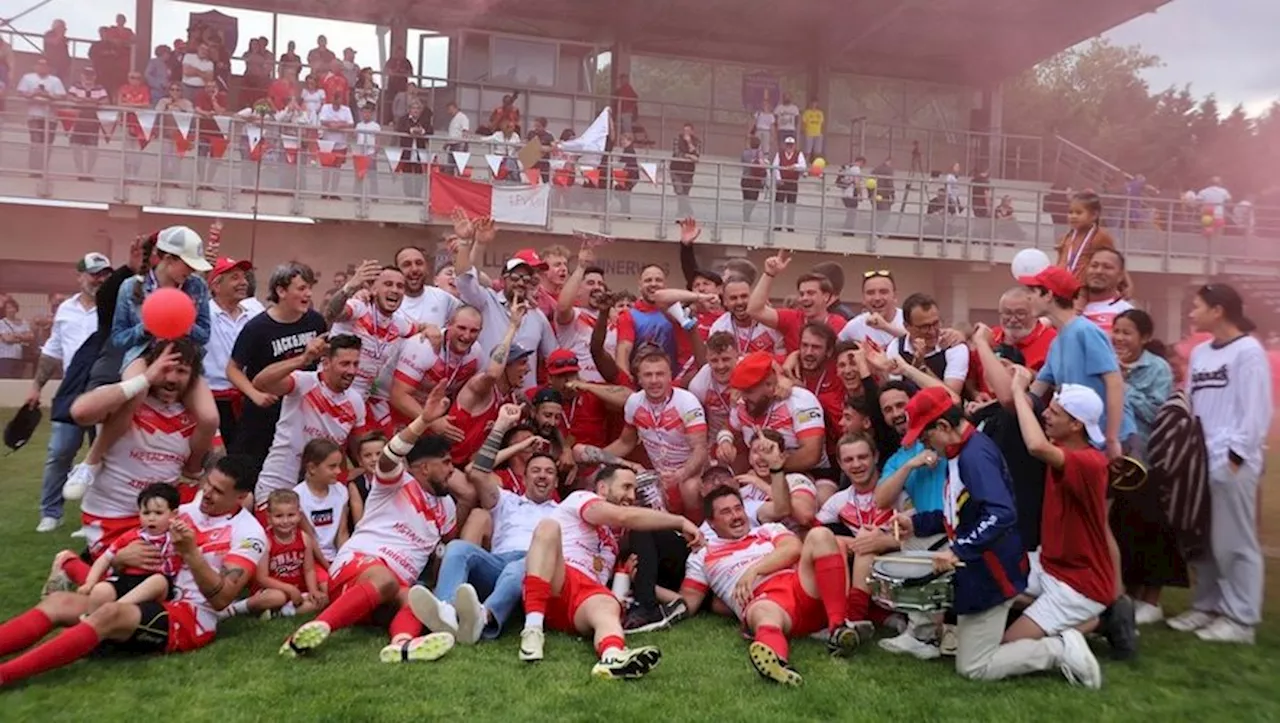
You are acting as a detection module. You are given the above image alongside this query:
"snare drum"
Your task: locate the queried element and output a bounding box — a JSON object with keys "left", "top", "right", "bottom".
{"left": 869, "top": 551, "right": 955, "bottom": 613}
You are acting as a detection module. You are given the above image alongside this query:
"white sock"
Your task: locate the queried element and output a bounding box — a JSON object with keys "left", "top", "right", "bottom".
{"left": 600, "top": 644, "right": 624, "bottom": 662}
{"left": 281, "top": 602, "right": 297, "bottom": 617}
{"left": 229, "top": 599, "right": 251, "bottom": 616}
{"left": 525, "top": 613, "right": 545, "bottom": 630}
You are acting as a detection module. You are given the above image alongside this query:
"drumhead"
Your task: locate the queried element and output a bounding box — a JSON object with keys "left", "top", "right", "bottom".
{"left": 872, "top": 551, "right": 939, "bottom": 581}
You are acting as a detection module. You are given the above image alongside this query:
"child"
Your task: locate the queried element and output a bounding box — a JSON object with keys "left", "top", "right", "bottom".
{"left": 1055, "top": 191, "right": 1117, "bottom": 285}
{"left": 76, "top": 483, "right": 183, "bottom": 611}
{"left": 226, "top": 489, "right": 325, "bottom": 619}
{"left": 294, "top": 438, "right": 350, "bottom": 565}
{"left": 345, "top": 430, "right": 387, "bottom": 531}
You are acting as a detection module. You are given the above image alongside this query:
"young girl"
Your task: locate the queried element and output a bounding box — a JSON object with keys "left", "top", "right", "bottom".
{"left": 1055, "top": 191, "right": 1117, "bottom": 285}
{"left": 75, "top": 483, "right": 183, "bottom": 611}
{"left": 294, "top": 438, "right": 350, "bottom": 566}
{"left": 346, "top": 430, "right": 387, "bottom": 531}
{"left": 225, "top": 489, "right": 325, "bottom": 619}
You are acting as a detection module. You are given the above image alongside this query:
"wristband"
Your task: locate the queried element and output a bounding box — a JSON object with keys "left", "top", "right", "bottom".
{"left": 119, "top": 375, "right": 150, "bottom": 401}
{"left": 387, "top": 434, "right": 414, "bottom": 458}
{"left": 715, "top": 430, "right": 735, "bottom": 446}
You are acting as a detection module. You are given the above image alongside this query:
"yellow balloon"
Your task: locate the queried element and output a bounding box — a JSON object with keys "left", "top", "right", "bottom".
{"left": 813, "top": 158, "right": 827, "bottom": 170}
{"left": 1201, "top": 214, "right": 1214, "bottom": 227}
{"left": 865, "top": 177, "right": 878, "bottom": 191}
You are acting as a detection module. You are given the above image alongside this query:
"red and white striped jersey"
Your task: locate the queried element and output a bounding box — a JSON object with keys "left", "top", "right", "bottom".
{"left": 256, "top": 371, "right": 366, "bottom": 501}
{"left": 333, "top": 297, "right": 415, "bottom": 401}
{"left": 553, "top": 307, "right": 605, "bottom": 383}
{"left": 623, "top": 388, "right": 708, "bottom": 472}
{"left": 393, "top": 335, "right": 484, "bottom": 404}
{"left": 82, "top": 397, "right": 195, "bottom": 520}
{"left": 682, "top": 523, "right": 795, "bottom": 619}
{"left": 729, "top": 388, "right": 829, "bottom": 467}
{"left": 554, "top": 490, "right": 620, "bottom": 586}
{"left": 332, "top": 465, "right": 457, "bottom": 585}
{"left": 171, "top": 501, "right": 267, "bottom": 636}
{"left": 709, "top": 312, "right": 785, "bottom": 357}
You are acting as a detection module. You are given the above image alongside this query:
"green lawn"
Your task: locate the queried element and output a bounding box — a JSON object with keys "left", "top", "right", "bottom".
{"left": 1, "top": 420, "right": 1278, "bottom": 722}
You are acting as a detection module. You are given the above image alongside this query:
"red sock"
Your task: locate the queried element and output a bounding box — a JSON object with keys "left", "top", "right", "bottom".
{"left": 61, "top": 557, "right": 92, "bottom": 586}
{"left": 868, "top": 601, "right": 890, "bottom": 626}
{"left": 754, "top": 624, "right": 789, "bottom": 660}
{"left": 0, "top": 622, "right": 100, "bottom": 685}
{"left": 523, "top": 575, "right": 551, "bottom": 617}
{"left": 845, "top": 587, "right": 872, "bottom": 622}
{"left": 595, "top": 634, "right": 625, "bottom": 659}
{"left": 388, "top": 603, "right": 421, "bottom": 640}
{"left": 813, "top": 553, "right": 850, "bottom": 630}
{"left": 0, "top": 609, "right": 53, "bottom": 657}
{"left": 316, "top": 581, "right": 381, "bottom": 632}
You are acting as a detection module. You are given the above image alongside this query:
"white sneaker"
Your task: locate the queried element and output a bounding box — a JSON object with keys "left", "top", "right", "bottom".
{"left": 61, "top": 463, "right": 99, "bottom": 502}
{"left": 1058, "top": 629, "right": 1102, "bottom": 689}
{"left": 1134, "top": 601, "right": 1165, "bottom": 626}
{"left": 519, "top": 627, "right": 545, "bottom": 662}
{"left": 1195, "top": 617, "right": 1255, "bottom": 645}
{"left": 69, "top": 527, "right": 88, "bottom": 539}
{"left": 879, "top": 630, "right": 941, "bottom": 660}
{"left": 1167, "top": 609, "right": 1216, "bottom": 632}
{"left": 454, "top": 583, "right": 486, "bottom": 645}
{"left": 407, "top": 585, "right": 458, "bottom": 636}
{"left": 939, "top": 625, "right": 958, "bottom": 657}
{"left": 35, "top": 516, "right": 63, "bottom": 533}
{"left": 379, "top": 632, "right": 456, "bottom": 663}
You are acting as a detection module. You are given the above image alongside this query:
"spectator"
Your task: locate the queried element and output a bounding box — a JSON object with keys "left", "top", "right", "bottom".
{"left": 671, "top": 122, "right": 702, "bottom": 218}
{"left": 273, "top": 93, "right": 316, "bottom": 190}
{"left": 995, "top": 195, "right": 1015, "bottom": 220}
{"left": 749, "top": 98, "right": 776, "bottom": 155}
{"left": 836, "top": 156, "right": 864, "bottom": 233}
{"left": 489, "top": 93, "right": 521, "bottom": 135}
{"left": 352, "top": 102, "right": 382, "bottom": 198}
{"left": 17, "top": 57, "right": 68, "bottom": 173}
{"left": 772, "top": 135, "right": 806, "bottom": 233}
{"left": 241, "top": 38, "right": 273, "bottom": 103}
{"left": 340, "top": 48, "right": 359, "bottom": 87}
{"left": 194, "top": 82, "right": 229, "bottom": 186}
{"left": 802, "top": 99, "right": 824, "bottom": 159}
{"left": 321, "top": 57, "right": 349, "bottom": 106}
{"left": 1196, "top": 175, "right": 1232, "bottom": 227}
{"left": 118, "top": 71, "right": 150, "bottom": 176}
{"left": 318, "top": 95, "right": 354, "bottom": 199}
{"left": 944, "top": 162, "right": 964, "bottom": 215}
{"left": 279, "top": 40, "right": 302, "bottom": 79}
{"left": 106, "top": 13, "right": 135, "bottom": 45}
{"left": 0, "top": 298, "right": 33, "bottom": 378}
{"left": 971, "top": 169, "right": 992, "bottom": 219}
{"left": 485, "top": 118, "right": 522, "bottom": 182}
{"left": 43, "top": 19, "right": 71, "bottom": 81}
{"left": 615, "top": 72, "right": 639, "bottom": 135}
{"left": 209, "top": 41, "right": 232, "bottom": 92}
{"left": 527, "top": 117, "right": 554, "bottom": 182}
{"left": 397, "top": 98, "right": 432, "bottom": 199}
{"left": 382, "top": 44, "right": 413, "bottom": 123}
{"left": 306, "top": 35, "right": 336, "bottom": 73}
{"left": 1233, "top": 195, "right": 1256, "bottom": 236}
{"left": 300, "top": 73, "right": 325, "bottom": 116}
{"left": 614, "top": 132, "right": 640, "bottom": 215}
{"left": 392, "top": 82, "right": 418, "bottom": 121}
{"left": 267, "top": 67, "right": 298, "bottom": 111}
{"left": 352, "top": 67, "right": 380, "bottom": 109}
{"left": 166, "top": 39, "right": 187, "bottom": 85}
{"left": 1044, "top": 182, "right": 1071, "bottom": 227}
{"left": 155, "top": 81, "right": 194, "bottom": 181}
{"left": 443, "top": 101, "right": 470, "bottom": 174}
{"left": 145, "top": 45, "right": 171, "bottom": 103}
{"left": 740, "top": 135, "right": 768, "bottom": 224}
{"left": 181, "top": 41, "right": 215, "bottom": 101}
{"left": 870, "top": 157, "right": 895, "bottom": 211}
{"left": 88, "top": 26, "right": 127, "bottom": 98}
{"left": 66, "top": 67, "right": 109, "bottom": 180}
{"left": 774, "top": 93, "right": 800, "bottom": 150}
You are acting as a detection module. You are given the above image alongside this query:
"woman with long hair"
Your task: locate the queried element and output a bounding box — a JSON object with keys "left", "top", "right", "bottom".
{"left": 0, "top": 298, "right": 34, "bottom": 379}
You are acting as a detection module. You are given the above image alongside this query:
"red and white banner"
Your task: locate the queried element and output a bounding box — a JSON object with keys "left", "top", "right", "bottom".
{"left": 428, "top": 170, "right": 549, "bottom": 226}
{"left": 244, "top": 123, "right": 265, "bottom": 161}
{"left": 170, "top": 110, "right": 194, "bottom": 156}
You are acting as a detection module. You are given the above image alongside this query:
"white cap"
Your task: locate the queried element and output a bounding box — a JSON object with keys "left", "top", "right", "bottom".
{"left": 155, "top": 226, "right": 212, "bottom": 272}
{"left": 77, "top": 252, "right": 111, "bottom": 274}
{"left": 1053, "top": 384, "right": 1105, "bottom": 446}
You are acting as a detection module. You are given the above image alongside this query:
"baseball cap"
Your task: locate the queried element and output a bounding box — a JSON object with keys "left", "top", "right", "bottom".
{"left": 507, "top": 343, "right": 535, "bottom": 364}
{"left": 546, "top": 348, "right": 580, "bottom": 375}
{"left": 1053, "top": 384, "right": 1105, "bottom": 446}
{"left": 4, "top": 404, "right": 42, "bottom": 451}
{"left": 77, "top": 252, "right": 111, "bottom": 275}
{"left": 504, "top": 249, "right": 548, "bottom": 273}
{"left": 532, "top": 387, "right": 564, "bottom": 407}
{"left": 729, "top": 351, "right": 774, "bottom": 391}
{"left": 155, "top": 226, "right": 213, "bottom": 272}
{"left": 208, "top": 257, "right": 251, "bottom": 284}
{"left": 691, "top": 268, "right": 723, "bottom": 287}
{"left": 1018, "top": 265, "right": 1080, "bottom": 300}
{"left": 900, "top": 386, "right": 956, "bottom": 447}
{"left": 782, "top": 135, "right": 796, "bottom": 144}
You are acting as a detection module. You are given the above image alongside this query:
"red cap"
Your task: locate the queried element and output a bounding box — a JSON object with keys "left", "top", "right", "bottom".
{"left": 546, "top": 349, "right": 580, "bottom": 375}
{"left": 1018, "top": 265, "right": 1080, "bottom": 300}
{"left": 900, "top": 386, "right": 956, "bottom": 447}
{"left": 729, "top": 351, "right": 775, "bottom": 391}
{"left": 504, "top": 249, "right": 548, "bottom": 273}
{"left": 208, "top": 257, "right": 251, "bottom": 283}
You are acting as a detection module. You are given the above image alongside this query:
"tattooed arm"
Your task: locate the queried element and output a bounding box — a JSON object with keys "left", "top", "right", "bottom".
{"left": 574, "top": 444, "right": 643, "bottom": 472}
{"left": 172, "top": 518, "right": 258, "bottom": 610}
{"left": 27, "top": 354, "right": 61, "bottom": 405}
{"left": 324, "top": 260, "right": 380, "bottom": 326}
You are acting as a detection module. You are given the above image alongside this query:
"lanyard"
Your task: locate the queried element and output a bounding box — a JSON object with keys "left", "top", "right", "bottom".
{"left": 1064, "top": 224, "right": 1097, "bottom": 272}
{"left": 734, "top": 320, "right": 760, "bottom": 354}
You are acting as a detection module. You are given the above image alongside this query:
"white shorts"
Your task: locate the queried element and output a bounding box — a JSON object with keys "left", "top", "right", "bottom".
{"left": 1023, "top": 550, "right": 1106, "bottom": 636}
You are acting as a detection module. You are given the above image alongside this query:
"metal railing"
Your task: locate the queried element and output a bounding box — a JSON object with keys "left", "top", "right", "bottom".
{"left": 851, "top": 120, "right": 1046, "bottom": 183}
{"left": 0, "top": 100, "right": 1277, "bottom": 269}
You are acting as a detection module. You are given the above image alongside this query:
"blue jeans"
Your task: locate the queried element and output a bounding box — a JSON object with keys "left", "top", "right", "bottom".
{"left": 433, "top": 540, "right": 526, "bottom": 640}
{"left": 39, "top": 422, "right": 95, "bottom": 519}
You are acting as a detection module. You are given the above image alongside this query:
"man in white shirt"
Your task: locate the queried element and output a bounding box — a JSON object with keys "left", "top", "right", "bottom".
{"left": 395, "top": 245, "right": 459, "bottom": 329}
{"left": 204, "top": 257, "right": 261, "bottom": 451}
{"left": 32, "top": 252, "right": 112, "bottom": 532}
{"left": 352, "top": 102, "right": 381, "bottom": 197}
{"left": 485, "top": 117, "right": 523, "bottom": 183}
{"left": 1196, "top": 176, "right": 1232, "bottom": 222}
{"left": 773, "top": 93, "right": 800, "bottom": 144}
{"left": 838, "top": 270, "right": 906, "bottom": 350}
{"left": 885, "top": 292, "right": 969, "bottom": 394}
{"left": 318, "top": 98, "right": 354, "bottom": 199}
{"left": 1080, "top": 248, "right": 1133, "bottom": 334}
{"left": 444, "top": 102, "right": 472, "bottom": 176}
{"left": 16, "top": 56, "right": 68, "bottom": 172}
{"left": 181, "top": 42, "right": 214, "bottom": 101}
{"left": 409, "top": 403, "right": 559, "bottom": 644}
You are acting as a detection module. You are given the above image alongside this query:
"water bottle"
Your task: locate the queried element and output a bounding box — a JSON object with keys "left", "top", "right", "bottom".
{"left": 635, "top": 470, "right": 667, "bottom": 511}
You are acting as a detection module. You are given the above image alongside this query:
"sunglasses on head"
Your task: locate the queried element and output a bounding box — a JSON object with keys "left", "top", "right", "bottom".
{"left": 863, "top": 269, "right": 892, "bottom": 279}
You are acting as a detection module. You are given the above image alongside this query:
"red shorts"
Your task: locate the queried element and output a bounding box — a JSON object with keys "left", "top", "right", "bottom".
{"left": 81, "top": 514, "right": 140, "bottom": 560}
{"left": 545, "top": 567, "right": 616, "bottom": 634}
{"left": 327, "top": 554, "right": 403, "bottom": 623}
{"left": 746, "top": 571, "right": 827, "bottom": 638}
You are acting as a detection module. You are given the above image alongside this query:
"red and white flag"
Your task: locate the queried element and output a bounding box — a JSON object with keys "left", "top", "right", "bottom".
{"left": 353, "top": 153, "right": 373, "bottom": 180}
{"left": 170, "top": 110, "right": 195, "bottom": 156}
{"left": 317, "top": 139, "right": 346, "bottom": 167}
{"left": 97, "top": 110, "right": 119, "bottom": 139}
{"left": 244, "top": 123, "right": 266, "bottom": 161}
{"left": 130, "top": 110, "right": 157, "bottom": 149}
{"left": 428, "top": 170, "right": 549, "bottom": 226}
{"left": 56, "top": 107, "right": 78, "bottom": 132}
{"left": 208, "top": 115, "right": 231, "bottom": 159}
{"left": 282, "top": 136, "right": 300, "bottom": 164}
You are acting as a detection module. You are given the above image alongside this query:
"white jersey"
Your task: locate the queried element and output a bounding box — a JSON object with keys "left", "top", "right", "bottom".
{"left": 491, "top": 489, "right": 559, "bottom": 556}
{"left": 399, "top": 287, "right": 460, "bottom": 330}
{"left": 393, "top": 336, "right": 484, "bottom": 405}
{"left": 333, "top": 466, "right": 457, "bottom": 585}
{"left": 817, "top": 485, "right": 897, "bottom": 529}
{"left": 623, "top": 388, "right": 708, "bottom": 472}
{"left": 682, "top": 522, "right": 795, "bottom": 619}
{"left": 171, "top": 501, "right": 267, "bottom": 637}
{"left": 728, "top": 387, "right": 829, "bottom": 468}
{"left": 554, "top": 307, "right": 605, "bottom": 383}
{"left": 554, "top": 490, "right": 620, "bottom": 585}
{"left": 686, "top": 364, "right": 735, "bottom": 441}
{"left": 256, "top": 371, "right": 366, "bottom": 501}
{"left": 1081, "top": 297, "right": 1134, "bottom": 335}
{"left": 709, "top": 313, "right": 785, "bottom": 356}
{"left": 332, "top": 297, "right": 415, "bottom": 406}
{"left": 293, "top": 481, "right": 350, "bottom": 562}
{"left": 839, "top": 308, "right": 904, "bottom": 351}
{"left": 82, "top": 397, "right": 194, "bottom": 520}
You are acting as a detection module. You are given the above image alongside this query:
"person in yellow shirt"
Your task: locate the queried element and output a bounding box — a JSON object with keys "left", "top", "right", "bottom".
{"left": 802, "top": 99, "right": 825, "bottom": 159}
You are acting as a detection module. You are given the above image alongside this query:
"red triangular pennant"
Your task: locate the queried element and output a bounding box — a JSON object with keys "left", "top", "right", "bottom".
{"left": 97, "top": 110, "right": 119, "bottom": 139}
{"left": 353, "top": 154, "right": 372, "bottom": 180}
{"left": 57, "top": 108, "right": 78, "bottom": 132}
{"left": 209, "top": 135, "right": 229, "bottom": 159}
{"left": 244, "top": 124, "right": 265, "bottom": 161}
{"left": 282, "top": 136, "right": 300, "bottom": 164}
{"left": 130, "top": 110, "right": 157, "bottom": 150}
{"left": 582, "top": 167, "right": 601, "bottom": 186}
{"left": 524, "top": 168, "right": 542, "bottom": 185}
{"left": 170, "top": 110, "right": 194, "bottom": 157}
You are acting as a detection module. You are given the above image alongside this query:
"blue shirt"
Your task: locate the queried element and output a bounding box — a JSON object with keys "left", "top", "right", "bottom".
{"left": 1037, "top": 316, "right": 1136, "bottom": 442}
{"left": 111, "top": 273, "right": 211, "bottom": 368}
{"left": 879, "top": 440, "right": 946, "bottom": 513}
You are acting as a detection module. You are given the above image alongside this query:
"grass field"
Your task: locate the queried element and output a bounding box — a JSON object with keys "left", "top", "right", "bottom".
{"left": 1, "top": 420, "right": 1278, "bottom": 722}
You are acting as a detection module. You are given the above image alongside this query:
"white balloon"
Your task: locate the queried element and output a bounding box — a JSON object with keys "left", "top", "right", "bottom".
{"left": 1010, "top": 248, "right": 1051, "bottom": 280}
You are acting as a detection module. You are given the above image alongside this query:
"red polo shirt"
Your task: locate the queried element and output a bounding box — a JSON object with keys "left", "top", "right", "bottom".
{"left": 801, "top": 359, "right": 844, "bottom": 456}
{"left": 1040, "top": 446, "right": 1115, "bottom": 605}
{"left": 969, "top": 321, "right": 1056, "bottom": 395}
{"left": 774, "top": 308, "right": 845, "bottom": 353}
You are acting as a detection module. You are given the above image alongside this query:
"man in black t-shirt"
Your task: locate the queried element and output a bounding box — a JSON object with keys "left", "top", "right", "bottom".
{"left": 227, "top": 262, "right": 328, "bottom": 466}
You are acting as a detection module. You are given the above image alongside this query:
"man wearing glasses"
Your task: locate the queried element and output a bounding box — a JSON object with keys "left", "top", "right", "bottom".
{"left": 884, "top": 292, "right": 969, "bottom": 395}
{"left": 966, "top": 287, "right": 1057, "bottom": 400}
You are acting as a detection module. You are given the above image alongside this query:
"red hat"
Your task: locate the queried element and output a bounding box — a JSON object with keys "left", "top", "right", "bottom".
{"left": 900, "top": 386, "right": 956, "bottom": 447}
{"left": 208, "top": 257, "right": 251, "bottom": 283}
{"left": 504, "top": 249, "right": 548, "bottom": 273}
{"left": 546, "top": 349, "right": 580, "bottom": 375}
{"left": 1018, "top": 265, "right": 1080, "bottom": 300}
{"left": 729, "top": 351, "right": 775, "bottom": 391}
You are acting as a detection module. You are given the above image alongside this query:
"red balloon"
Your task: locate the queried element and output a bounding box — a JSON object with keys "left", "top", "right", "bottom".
{"left": 141, "top": 288, "right": 197, "bottom": 340}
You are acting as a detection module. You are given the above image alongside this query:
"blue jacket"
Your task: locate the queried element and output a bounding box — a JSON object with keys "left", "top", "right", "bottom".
{"left": 914, "top": 430, "right": 1028, "bottom": 615}
{"left": 111, "top": 273, "right": 211, "bottom": 368}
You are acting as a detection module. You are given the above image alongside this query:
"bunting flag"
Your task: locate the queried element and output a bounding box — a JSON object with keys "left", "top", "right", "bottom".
{"left": 383, "top": 147, "right": 404, "bottom": 174}
{"left": 612, "top": 168, "right": 630, "bottom": 188}
{"left": 428, "top": 170, "right": 550, "bottom": 226}
{"left": 282, "top": 135, "right": 300, "bottom": 164}
{"left": 130, "top": 110, "right": 157, "bottom": 149}
{"left": 639, "top": 162, "right": 659, "bottom": 184}
{"left": 317, "top": 139, "right": 347, "bottom": 167}
{"left": 208, "top": 116, "right": 231, "bottom": 159}
{"left": 353, "top": 153, "right": 373, "bottom": 180}
{"left": 97, "top": 110, "right": 119, "bottom": 138}
{"left": 244, "top": 123, "right": 266, "bottom": 161}
{"left": 484, "top": 154, "right": 504, "bottom": 178}
{"left": 56, "top": 107, "right": 79, "bottom": 132}
{"left": 170, "top": 110, "right": 195, "bottom": 157}
{"left": 524, "top": 168, "right": 542, "bottom": 185}
{"left": 581, "top": 167, "right": 601, "bottom": 187}
{"left": 451, "top": 151, "right": 471, "bottom": 172}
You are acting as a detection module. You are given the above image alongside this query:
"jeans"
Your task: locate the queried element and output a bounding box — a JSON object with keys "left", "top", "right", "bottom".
{"left": 433, "top": 540, "right": 527, "bottom": 639}
{"left": 804, "top": 134, "right": 823, "bottom": 158}
{"left": 39, "top": 422, "right": 96, "bottom": 519}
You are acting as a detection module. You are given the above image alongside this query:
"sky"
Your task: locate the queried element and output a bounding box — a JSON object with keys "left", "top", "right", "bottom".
{"left": 1, "top": 0, "right": 1274, "bottom": 114}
